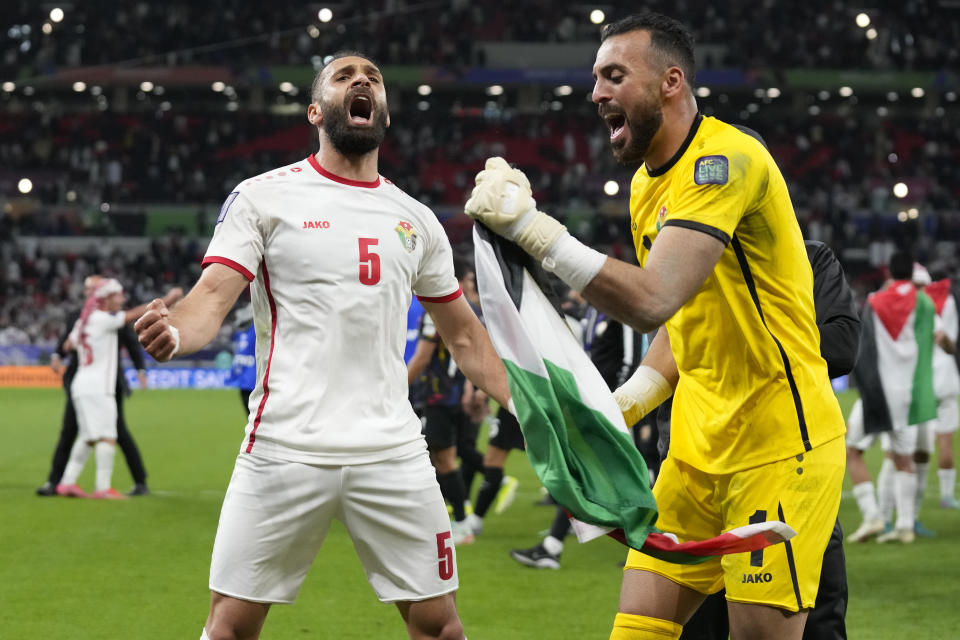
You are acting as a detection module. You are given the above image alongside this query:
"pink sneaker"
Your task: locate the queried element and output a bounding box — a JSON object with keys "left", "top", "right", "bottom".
{"left": 56, "top": 483, "right": 89, "bottom": 498}
{"left": 92, "top": 488, "right": 127, "bottom": 500}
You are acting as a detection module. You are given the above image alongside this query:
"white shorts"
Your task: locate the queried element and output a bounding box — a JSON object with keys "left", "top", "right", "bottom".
{"left": 209, "top": 448, "right": 458, "bottom": 604}
{"left": 846, "top": 398, "right": 921, "bottom": 456}
{"left": 72, "top": 394, "right": 117, "bottom": 441}
{"left": 928, "top": 395, "right": 959, "bottom": 435}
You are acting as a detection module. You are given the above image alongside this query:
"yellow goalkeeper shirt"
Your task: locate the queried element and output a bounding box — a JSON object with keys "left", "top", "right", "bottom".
{"left": 630, "top": 114, "right": 845, "bottom": 474}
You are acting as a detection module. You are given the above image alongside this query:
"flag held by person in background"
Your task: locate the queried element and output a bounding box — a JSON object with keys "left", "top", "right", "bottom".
{"left": 473, "top": 223, "right": 795, "bottom": 562}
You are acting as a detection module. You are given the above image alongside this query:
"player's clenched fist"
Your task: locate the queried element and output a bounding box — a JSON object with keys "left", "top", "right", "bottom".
{"left": 464, "top": 157, "right": 566, "bottom": 261}
{"left": 134, "top": 298, "right": 181, "bottom": 362}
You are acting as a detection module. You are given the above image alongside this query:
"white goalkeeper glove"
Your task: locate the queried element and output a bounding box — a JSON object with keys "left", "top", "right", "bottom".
{"left": 612, "top": 365, "right": 673, "bottom": 427}
{"left": 464, "top": 157, "right": 566, "bottom": 261}
{"left": 465, "top": 157, "right": 608, "bottom": 291}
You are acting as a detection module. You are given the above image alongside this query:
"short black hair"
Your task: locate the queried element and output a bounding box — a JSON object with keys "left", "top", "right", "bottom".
{"left": 453, "top": 255, "right": 474, "bottom": 282}
{"left": 601, "top": 12, "right": 696, "bottom": 87}
{"left": 888, "top": 250, "right": 914, "bottom": 281}
{"left": 311, "top": 50, "right": 380, "bottom": 102}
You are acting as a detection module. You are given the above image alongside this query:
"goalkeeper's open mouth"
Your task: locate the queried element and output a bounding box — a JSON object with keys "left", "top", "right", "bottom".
{"left": 348, "top": 93, "right": 373, "bottom": 125}
{"left": 604, "top": 113, "right": 627, "bottom": 143}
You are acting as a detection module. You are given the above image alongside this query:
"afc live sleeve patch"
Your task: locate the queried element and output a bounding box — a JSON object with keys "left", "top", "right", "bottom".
{"left": 694, "top": 156, "right": 729, "bottom": 185}
{"left": 217, "top": 191, "right": 240, "bottom": 224}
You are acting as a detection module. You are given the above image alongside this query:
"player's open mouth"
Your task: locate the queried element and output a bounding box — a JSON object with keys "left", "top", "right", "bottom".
{"left": 605, "top": 114, "right": 626, "bottom": 142}
{"left": 349, "top": 95, "right": 373, "bottom": 125}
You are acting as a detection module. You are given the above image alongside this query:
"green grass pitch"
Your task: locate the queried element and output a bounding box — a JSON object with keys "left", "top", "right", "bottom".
{"left": 2, "top": 388, "right": 958, "bottom": 638}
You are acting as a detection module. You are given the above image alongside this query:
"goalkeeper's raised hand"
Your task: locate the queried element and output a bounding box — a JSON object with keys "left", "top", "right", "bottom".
{"left": 464, "top": 157, "right": 609, "bottom": 292}
{"left": 464, "top": 157, "right": 566, "bottom": 261}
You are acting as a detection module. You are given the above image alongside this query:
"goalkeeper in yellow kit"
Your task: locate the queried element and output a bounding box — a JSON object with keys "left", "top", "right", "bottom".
{"left": 464, "top": 12, "right": 846, "bottom": 640}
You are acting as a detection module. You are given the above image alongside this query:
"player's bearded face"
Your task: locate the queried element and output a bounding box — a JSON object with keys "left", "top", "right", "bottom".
{"left": 603, "top": 85, "right": 663, "bottom": 166}
{"left": 321, "top": 88, "right": 389, "bottom": 156}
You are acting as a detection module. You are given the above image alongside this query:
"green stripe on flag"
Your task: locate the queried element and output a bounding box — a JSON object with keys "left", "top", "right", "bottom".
{"left": 503, "top": 358, "right": 658, "bottom": 551}
{"left": 908, "top": 292, "right": 937, "bottom": 425}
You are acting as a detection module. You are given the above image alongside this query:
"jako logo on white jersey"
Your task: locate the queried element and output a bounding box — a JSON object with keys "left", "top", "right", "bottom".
{"left": 302, "top": 220, "right": 331, "bottom": 229}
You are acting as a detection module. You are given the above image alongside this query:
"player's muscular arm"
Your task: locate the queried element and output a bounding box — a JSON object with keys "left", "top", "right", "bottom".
{"left": 424, "top": 296, "right": 511, "bottom": 409}
{"left": 135, "top": 264, "right": 248, "bottom": 362}
{"left": 583, "top": 225, "right": 726, "bottom": 333}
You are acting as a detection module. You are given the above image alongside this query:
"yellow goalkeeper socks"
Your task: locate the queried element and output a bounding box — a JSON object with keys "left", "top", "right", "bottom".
{"left": 609, "top": 613, "right": 682, "bottom": 639}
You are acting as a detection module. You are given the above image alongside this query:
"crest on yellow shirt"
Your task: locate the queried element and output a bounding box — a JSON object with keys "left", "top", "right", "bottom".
{"left": 395, "top": 220, "right": 418, "bottom": 252}
{"left": 656, "top": 206, "right": 667, "bottom": 231}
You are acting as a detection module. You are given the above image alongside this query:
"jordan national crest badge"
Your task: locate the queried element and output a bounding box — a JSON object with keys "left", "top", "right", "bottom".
{"left": 656, "top": 206, "right": 667, "bottom": 231}
{"left": 395, "top": 220, "right": 418, "bottom": 252}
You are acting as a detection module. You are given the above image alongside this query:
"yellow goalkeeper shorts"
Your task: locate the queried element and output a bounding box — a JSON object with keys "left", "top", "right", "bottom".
{"left": 624, "top": 436, "right": 844, "bottom": 612}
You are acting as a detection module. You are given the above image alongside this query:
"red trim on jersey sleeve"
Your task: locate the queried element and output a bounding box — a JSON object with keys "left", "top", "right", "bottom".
{"left": 246, "top": 260, "right": 277, "bottom": 453}
{"left": 202, "top": 256, "right": 255, "bottom": 282}
{"left": 417, "top": 287, "right": 463, "bottom": 304}
{"left": 307, "top": 154, "right": 381, "bottom": 188}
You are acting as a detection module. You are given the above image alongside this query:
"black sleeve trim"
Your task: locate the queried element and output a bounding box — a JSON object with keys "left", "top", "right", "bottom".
{"left": 662, "top": 219, "right": 731, "bottom": 246}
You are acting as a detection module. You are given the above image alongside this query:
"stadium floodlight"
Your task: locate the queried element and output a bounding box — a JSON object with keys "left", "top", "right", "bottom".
{"left": 766, "top": 87, "right": 781, "bottom": 98}
{"left": 590, "top": 9, "right": 605, "bottom": 24}
{"left": 17, "top": 178, "right": 32, "bottom": 194}
{"left": 100, "top": 202, "right": 110, "bottom": 213}
{"left": 888, "top": 153, "right": 898, "bottom": 163}
{"left": 279, "top": 81, "right": 294, "bottom": 93}
{"left": 417, "top": 101, "right": 429, "bottom": 111}
{"left": 49, "top": 8, "right": 64, "bottom": 23}
{"left": 486, "top": 85, "right": 504, "bottom": 96}
{"left": 1, "top": 81, "right": 14, "bottom": 92}
{"left": 838, "top": 86, "right": 853, "bottom": 97}
{"left": 318, "top": 8, "right": 333, "bottom": 23}
{"left": 908, "top": 208, "right": 919, "bottom": 219}
{"left": 307, "top": 25, "right": 320, "bottom": 38}
{"left": 226, "top": 101, "right": 239, "bottom": 112}
{"left": 897, "top": 211, "right": 908, "bottom": 222}
{"left": 140, "top": 81, "right": 154, "bottom": 92}
{"left": 211, "top": 81, "right": 225, "bottom": 92}
{"left": 808, "top": 105, "right": 821, "bottom": 115}
{"left": 855, "top": 13, "right": 870, "bottom": 28}
{"left": 603, "top": 180, "right": 619, "bottom": 196}
{"left": 417, "top": 84, "right": 432, "bottom": 96}
{"left": 72, "top": 81, "right": 86, "bottom": 92}
{"left": 866, "top": 27, "right": 878, "bottom": 40}
{"left": 42, "top": 22, "right": 52, "bottom": 34}
{"left": 911, "top": 87, "right": 924, "bottom": 98}
{"left": 892, "top": 182, "right": 908, "bottom": 198}
{"left": 948, "top": 92, "right": 957, "bottom": 102}
{"left": 886, "top": 91, "right": 898, "bottom": 101}
{"left": 23, "top": 86, "right": 34, "bottom": 95}
{"left": 817, "top": 90, "right": 830, "bottom": 100}
{"left": 65, "top": 190, "right": 76, "bottom": 202}
{"left": 554, "top": 85, "right": 573, "bottom": 97}
{"left": 877, "top": 106, "right": 889, "bottom": 116}
{"left": 695, "top": 86, "right": 710, "bottom": 97}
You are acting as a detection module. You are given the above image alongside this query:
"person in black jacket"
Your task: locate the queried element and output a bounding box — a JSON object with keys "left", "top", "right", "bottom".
{"left": 662, "top": 240, "right": 859, "bottom": 640}
{"left": 36, "top": 278, "right": 182, "bottom": 497}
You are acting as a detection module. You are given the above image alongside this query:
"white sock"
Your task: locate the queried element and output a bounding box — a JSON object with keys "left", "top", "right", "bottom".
{"left": 939, "top": 468, "right": 956, "bottom": 499}
{"left": 894, "top": 470, "right": 918, "bottom": 531}
{"left": 542, "top": 535, "right": 564, "bottom": 556}
{"left": 94, "top": 441, "right": 116, "bottom": 492}
{"left": 915, "top": 462, "right": 929, "bottom": 509}
{"left": 61, "top": 439, "right": 92, "bottom": 485}
{"left": 852, "top": 481, "right": 879, "bottom": 522}
{"left": 878, "top": 457, "right": 896, "bottom": 524}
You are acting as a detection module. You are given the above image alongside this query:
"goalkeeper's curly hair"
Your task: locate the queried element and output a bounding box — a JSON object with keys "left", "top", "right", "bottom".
{"left": 601, "top": 12, "right": 696, "bottom": 87}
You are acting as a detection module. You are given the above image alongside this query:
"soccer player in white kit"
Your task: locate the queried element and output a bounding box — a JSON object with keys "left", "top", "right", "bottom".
{"left": 135, "top": 51, "right": 511, "bottom": 640}
{"left": 58, "top": 278, "right": 142, "bottom": 499}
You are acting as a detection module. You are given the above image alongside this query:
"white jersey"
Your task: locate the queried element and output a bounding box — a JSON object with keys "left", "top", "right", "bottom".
{"left": 933, "top": 291, "right": 960, "bottom": 400}
{"left": 69, "top": 309, "right": 125, "bottom": 396}
{"left": 203, "top": 156, "right": 461, "bottom": 465}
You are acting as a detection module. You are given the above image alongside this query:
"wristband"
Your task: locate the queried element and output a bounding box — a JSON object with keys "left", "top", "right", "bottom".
{"left": 169, "top": 325, "right": 181, "bottom": 357}
{"left": 541, "top": 232, "right": 608, "bottom": 292}
{"left": 613, "top": 365, "right": 673, "bottom": 426}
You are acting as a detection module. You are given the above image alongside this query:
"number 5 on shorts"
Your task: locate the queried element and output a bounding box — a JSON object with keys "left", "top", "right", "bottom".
{"left": 436, "top": 531, "right": 454, "bottom": 580}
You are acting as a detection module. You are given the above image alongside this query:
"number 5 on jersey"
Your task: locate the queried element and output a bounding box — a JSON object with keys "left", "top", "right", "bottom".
{"left": 358, "top": 237, "right": 380, "bottom": 285}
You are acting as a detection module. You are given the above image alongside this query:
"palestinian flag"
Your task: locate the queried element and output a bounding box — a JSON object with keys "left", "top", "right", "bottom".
{"left": 853, "top": 280, "right": 937, "bottom": 433}
{"left": 473, "top": 224, "right": 795, "bottom": 562}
